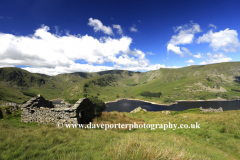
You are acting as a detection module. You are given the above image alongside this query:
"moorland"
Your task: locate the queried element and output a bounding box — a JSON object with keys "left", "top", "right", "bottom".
{"left": 1, "top": 62, "right": 240, "bottom": 160}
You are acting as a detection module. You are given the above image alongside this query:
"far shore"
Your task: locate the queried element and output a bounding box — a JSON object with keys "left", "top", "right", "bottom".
{"left": 104, "top": 97, "right": 236, "bottom": 106}
{"left": 105, "top": 98, "right": 175, "bottom": 106}
{"left": 49, "top": 98, "right": 66, "bottom": 104}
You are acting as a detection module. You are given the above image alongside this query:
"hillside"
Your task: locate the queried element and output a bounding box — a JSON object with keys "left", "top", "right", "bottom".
{"left": 1, "top": 62, "right": 240, "bottom": 104}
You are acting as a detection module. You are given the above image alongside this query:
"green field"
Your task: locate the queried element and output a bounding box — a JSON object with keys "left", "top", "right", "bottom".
{"left": 0, "top": 107, "right": 240, "bottom": 159}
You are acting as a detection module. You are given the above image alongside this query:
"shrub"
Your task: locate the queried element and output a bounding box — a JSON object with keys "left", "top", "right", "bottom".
{"left": 21, "top": 91, "right": 37, "bottom": 97}
{"left": 163, "top": 98, "right": 175, "bottom": 103}
{"left": 84, "top": 83, "right": 89, "bottom": 88}
{"left": 140, "top": 91, "right": 162, "bottom": 98}
{"left": 88, "top": 97, "right": 106, "bottom": 115}
{"left": 231, "top": 89, "right": 240, "bottom": 92}
{"left": 207, "top": 77, "right": 214, "bottom": 82}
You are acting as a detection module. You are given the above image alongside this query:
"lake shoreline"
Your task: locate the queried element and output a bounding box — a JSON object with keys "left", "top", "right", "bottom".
{"left": 105, "top": 97, "right": 237, "bottom": 106}
{"left": 49, "top": 98, "right": 66, "bottom": 104}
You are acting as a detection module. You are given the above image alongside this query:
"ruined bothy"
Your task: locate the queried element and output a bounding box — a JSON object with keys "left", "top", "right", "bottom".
{"left": 21, "top": 95, "right": 95, "bottom": 124}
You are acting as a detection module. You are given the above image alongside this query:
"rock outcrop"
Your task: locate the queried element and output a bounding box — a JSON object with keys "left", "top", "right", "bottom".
{"left": 200, "top": 107, "right": 223, "bottom": 113}
{"left": 21, "top": 95, "right": 95, "bottom": 124}
{"left": 130, "top": 107, "right": 147, "bottom": 113}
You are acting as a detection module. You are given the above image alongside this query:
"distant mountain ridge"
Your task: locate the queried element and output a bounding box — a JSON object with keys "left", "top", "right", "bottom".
{"left": 1, "top": 62, "right": 240, "bottom": 104}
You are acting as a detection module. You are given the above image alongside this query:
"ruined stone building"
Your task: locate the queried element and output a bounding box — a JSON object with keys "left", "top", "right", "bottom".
{"left": 21, "top": 95, "right": 95, "bottom": 124}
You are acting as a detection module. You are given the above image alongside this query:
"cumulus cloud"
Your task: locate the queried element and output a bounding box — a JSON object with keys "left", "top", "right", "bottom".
{"left": 192, "top": 53, "right": 204, "bottom": 58}
{"left": 129, "top": 25, "right": 137, "bottom": 32}
{"left": 197, "top": 28, "right": 240, "bottom": 52}
{"left": 88, "top": 18, "right": 113, "bottom": 35}
{"left": 0, "top": 25, "right": 167, "bottom": 75}
{"left": 167, "top": 22, "right": 201, "bottom": 55}
{"left": 208, "top": 24, "right": 217, "bottom": 29}
{"left": 113, "top": 24, "right": 123, "bottom": 35}
{"left": 181, "top": 47, "right": 192, "bottom": 55}
{"left": 185, "top": 59, "right": 195, "bottom": 63}
{"left": 199, "top": 52, "right": 232, "bottom": 65}
{"left": 167, "top": 44, "right": 182, "bottom": 55}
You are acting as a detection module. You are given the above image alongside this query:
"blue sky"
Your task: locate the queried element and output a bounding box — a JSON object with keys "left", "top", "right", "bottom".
{"left": 0, "top": 0, "right": 240, "bottom": 75}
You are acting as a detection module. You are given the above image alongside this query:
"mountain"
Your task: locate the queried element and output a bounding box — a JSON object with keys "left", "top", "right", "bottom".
{"left": 1, "top": 62, "right": 240, "bottom": 104}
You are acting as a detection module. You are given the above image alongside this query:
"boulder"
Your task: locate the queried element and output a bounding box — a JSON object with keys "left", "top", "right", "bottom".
{"left": 130, "top": 106, "right": 147, "bottom": 113}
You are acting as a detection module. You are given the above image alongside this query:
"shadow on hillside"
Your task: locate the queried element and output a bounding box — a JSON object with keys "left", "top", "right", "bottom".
{"left": 127, "top": 84, "right": 138, "bottom": 86}
{"left": 98, "top": 70, "right": 141, "bottom": 76}
{"left": 75, "top": 72, "right": 89, "bottom": 78}
{"left": 234, "top": 76, "right": 240, "bottom": 84}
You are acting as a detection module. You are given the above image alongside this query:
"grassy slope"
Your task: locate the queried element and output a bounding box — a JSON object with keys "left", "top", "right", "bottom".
{"left": 0, "top": 107, "right": 239, "bottom": 159}
{"left": 1, "top": 64, "right": 240, "bottom": 159}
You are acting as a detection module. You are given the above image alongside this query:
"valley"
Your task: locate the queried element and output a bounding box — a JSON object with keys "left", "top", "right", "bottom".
{"left": 1, "top": 62, "right": 240, "bottom": 105}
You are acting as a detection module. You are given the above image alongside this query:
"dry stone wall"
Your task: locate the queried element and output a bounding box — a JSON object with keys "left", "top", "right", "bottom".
{"left": 21, "top": 95, "right": 95, "bottom": 124}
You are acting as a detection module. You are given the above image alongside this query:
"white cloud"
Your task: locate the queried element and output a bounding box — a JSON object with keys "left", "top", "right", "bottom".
{"left": 113, "top": 24, "right": 123, "bottom": 35}
{"left": 0, "top": 64, "right": 14, "bottom": 68}
{"left": 193, "top": 53, "right": 204, "bottom": 58}
{"left": 167, "top": 66, "right": 181, "bottom": 69}
{"left": 22, "top": 64, "right": 115, "bottom": 76}
{"left": 169, "top": 32, "right": 194, "bottom": 45}
{"left": 167, "top": 22, "right": 201, "bottom": 55}
{"left": 181, "top": 47, "right": 192, "bottom": 55}
{"left": 197, "top": 28, "right": 240, "bottom": 52}
{"left": 209, "top": 24, "right": 217, "bottom": 29}
{"left": 129, "top": 25, "right": 137, "bottom": 32}
{"left": 0, "top": 25, "right": 167, "bottom": 75}
{"left": 206, "top": 52, "right": 212, "bottom": 56}
{"left": 185, "top": 59, "right": 195, "bottom": 63}
{"left": 88, "top": 18, "right": 113, "bottom": 35}
{"left": 167, "top": 44, "right": 182, "bottom": 55}
{"left": 199, "top": 52, "right": 232, "bottom": 65}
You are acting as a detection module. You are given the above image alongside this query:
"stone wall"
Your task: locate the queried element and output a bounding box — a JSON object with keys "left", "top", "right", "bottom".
{"left": 21, "top": 95, "right": 95, "bottom": 124}
{"left": 200, "top": 107, "right": 223, "bottom": 113}
{"left": 1, "top": 102, "right": 17, "bottom": 107}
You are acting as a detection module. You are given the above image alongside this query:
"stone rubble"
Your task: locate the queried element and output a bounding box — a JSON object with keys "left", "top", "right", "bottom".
{"left": 1, "top": 102, "right": 17, "bottom": 107}
{"left": 200, "top": 107, "right": 223, "bottom": 113}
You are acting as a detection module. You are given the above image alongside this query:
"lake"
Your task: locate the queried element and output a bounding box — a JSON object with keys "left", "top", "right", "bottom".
{"left": 104, "top": 99, "right": 240, "bottom": 112}
{"left": 50, "top": 100, "right": 64, "bottom": 105}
